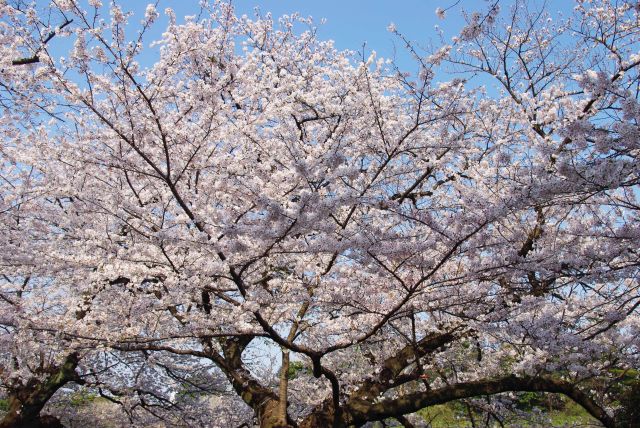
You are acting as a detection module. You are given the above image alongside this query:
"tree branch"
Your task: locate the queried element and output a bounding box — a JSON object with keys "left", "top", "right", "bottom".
{"left": 11, "top": 19, "right": 73, "bottom": 66}
{"left": 348, "top": 374, "right": 615, "bottom": 428}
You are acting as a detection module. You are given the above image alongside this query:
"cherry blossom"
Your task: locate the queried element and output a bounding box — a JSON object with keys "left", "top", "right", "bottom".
{"left": 0, "top": 1, "right": 638, "bottom": 427}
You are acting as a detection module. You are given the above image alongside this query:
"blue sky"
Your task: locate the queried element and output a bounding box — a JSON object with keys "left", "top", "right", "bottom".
{"left": 222, "top": 0, "right": 456, "bottom": 61}
{"left": 116, "top": 0, "right": 574, "bottom": 76}
{"left": 106, "top": 0, "right": 487, "bottom": 72}
{"left": 37, "top": 0, "right": 576, "bottom": 90}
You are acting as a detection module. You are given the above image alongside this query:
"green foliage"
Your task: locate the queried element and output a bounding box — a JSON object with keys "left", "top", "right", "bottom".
{"left": 176, "top": 383, "right": 209, "bottom": 400}
{"left": 417, "top": 403, "right": 462, "bottom": 427}
{"left": 0, "top": 398, "right": 9, "bottom": 412}
{"left": 546, "top": 400, "right": 596, "bottom": 427}
{"left": 286, "top": 360, "right": 309, "bottom": 380}
{"left": 616, "top": 380, "right": 640, "bottom": 428}
{"left": 415, "top": 395, "right": 596, "bottom": 427}
{"left": 516, "top": 391, "right": 546, "bottom": 411}
{"left": 515, "top": 392, "right": 565, "bottom": 411}
{"left": 68, "top": 391, "right": 98, "bottom": 407}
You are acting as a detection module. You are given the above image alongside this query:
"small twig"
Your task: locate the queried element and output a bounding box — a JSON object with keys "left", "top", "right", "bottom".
{"left": 11, "top": 18, "right": 73, "bottom": 66}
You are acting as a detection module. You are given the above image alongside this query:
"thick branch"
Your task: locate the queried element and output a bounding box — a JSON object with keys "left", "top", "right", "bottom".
{"left": 348, "top": 374, "right": 615, "bottom": 428}
{"left": 0, "top": 353, "right": 81, "bottom": 428}
{"left": 214, "top": 338, "right": 295, "bottom": 427}
{"left": 301, "top": 330, "right": 458, "bottom": 428}
{"left": 348, "top": 330, "right": 457, "bottom": 407}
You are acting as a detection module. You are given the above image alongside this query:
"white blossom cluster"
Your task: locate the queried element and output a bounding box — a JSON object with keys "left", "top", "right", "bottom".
{"left": 0, "top": 0, "right": 638, "bottom": 426}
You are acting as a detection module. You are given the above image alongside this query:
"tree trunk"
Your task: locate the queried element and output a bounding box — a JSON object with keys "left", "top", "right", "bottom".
{"left": 0, "top": 353, "right": 79, "bottom": 428}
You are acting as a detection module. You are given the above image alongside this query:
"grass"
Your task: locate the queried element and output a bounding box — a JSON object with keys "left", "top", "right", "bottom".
{"left": 409, "top": 397, "right": 601, "bottom": 428}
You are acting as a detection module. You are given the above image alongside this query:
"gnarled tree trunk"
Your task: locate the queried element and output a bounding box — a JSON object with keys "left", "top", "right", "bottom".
{"left": 0, "top": 353, "right": 79, "bottom": 428}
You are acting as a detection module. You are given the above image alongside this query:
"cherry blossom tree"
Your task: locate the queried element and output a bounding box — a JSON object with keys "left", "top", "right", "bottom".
{"left": 0, "top": 0, "right": 638, "bottom": 427}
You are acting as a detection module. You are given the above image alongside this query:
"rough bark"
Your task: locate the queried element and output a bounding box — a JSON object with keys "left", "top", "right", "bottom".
{"left": 277, "top": 349, "right": 292, "bottom": 426}
{"left": 348, "top": 331, "right": 456, "bottom": 408}
{"left": 298, "top": 399, "right": 337, "bottom": 428}
{"left": 346, "top": 374, "right": 616, "bottom": 428}
{"left": 0, "top": 353, "right": 80, "bottom": 428}
{"left": 213, "top": 337, "right": 295, "bottom": 428}
{"left": 299, "top": 330, "right": 457, "bottom": 428}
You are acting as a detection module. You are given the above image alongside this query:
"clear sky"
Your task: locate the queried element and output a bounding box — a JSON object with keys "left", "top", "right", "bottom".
{"left": 38, "top": 0, "right": 576, "bottom": 90}
{"left": 163, "top": 0, "right": 474, "bottom": 72}
{"left": 105, "top": 0, "right": 573, "bottom": 76}
{"left": 225, "top": 0, "right": 454, "bottom": 58}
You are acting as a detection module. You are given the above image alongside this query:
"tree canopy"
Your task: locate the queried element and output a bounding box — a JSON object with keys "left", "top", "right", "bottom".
{"left": 0, "top": 0, "right": 639, "bottom": 427}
